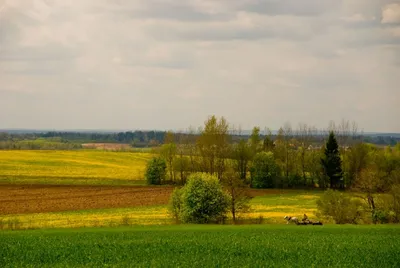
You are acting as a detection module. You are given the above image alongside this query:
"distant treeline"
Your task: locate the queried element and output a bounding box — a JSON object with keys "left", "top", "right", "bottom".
{"left": 0, "top": 127, "right": 399, "bottom": 150}
{"left": 0, "top": 131, "right": 166, "bottom": 149}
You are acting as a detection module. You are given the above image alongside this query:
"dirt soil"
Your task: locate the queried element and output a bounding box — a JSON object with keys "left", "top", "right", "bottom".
{"left": 0, "top": 185, "right": 174, "bottom": 215}
{"left": 81, "top": 143, "right": 132, "bottom": 150}
{"left": 0, "top": 184, "right": 298, "bottom": 215}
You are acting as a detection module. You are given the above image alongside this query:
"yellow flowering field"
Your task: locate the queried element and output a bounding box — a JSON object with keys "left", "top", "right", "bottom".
{"left": 0, "top": 150, "right": 154, "bottom": 185}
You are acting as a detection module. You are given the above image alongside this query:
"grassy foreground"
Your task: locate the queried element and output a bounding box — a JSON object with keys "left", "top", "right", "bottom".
{"left": 0, "top": 150, "right": 153, "bottom": 185}
{"left": 1, "top": 225, "right": 399, "bottom": 267}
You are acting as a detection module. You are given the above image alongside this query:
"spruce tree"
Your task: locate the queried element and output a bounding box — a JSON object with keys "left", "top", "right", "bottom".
{"left": 321, "top": 131, "right": 343, "bottom": 189}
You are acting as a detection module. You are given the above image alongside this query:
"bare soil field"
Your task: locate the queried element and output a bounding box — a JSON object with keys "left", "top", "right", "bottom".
{"left": 0, "top": 184, "right": 174, "bottom": 215}
{"left": 0, "top": 184, "right": 309, "bottom": 215}
{"left": 81, "top": 143, "right": 132, "bottom": 150}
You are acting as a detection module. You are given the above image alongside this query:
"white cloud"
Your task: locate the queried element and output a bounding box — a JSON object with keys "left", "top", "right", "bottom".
{"left": 382, "top": 3, "right": 400, "bottom": 24}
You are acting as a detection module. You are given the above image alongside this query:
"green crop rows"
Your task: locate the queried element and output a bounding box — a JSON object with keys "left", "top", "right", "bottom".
{"left": 1, "top": 225, "right": 399, "bottom": 267}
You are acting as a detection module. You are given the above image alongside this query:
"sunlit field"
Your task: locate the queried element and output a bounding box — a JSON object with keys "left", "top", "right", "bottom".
{"left": 0, "top": 150, "right": 154, "bottom": 185}
{"left": 1, "top": 225, "right": 399, "bottom": 267}
{"left": 0, "top": 206, "right": 171, "bottom": 230}
{"left": 0, "top": 190, "right": 323, "bottom": 230}
{"left": 248, "top": 191, "right": 322, "bottom": 223}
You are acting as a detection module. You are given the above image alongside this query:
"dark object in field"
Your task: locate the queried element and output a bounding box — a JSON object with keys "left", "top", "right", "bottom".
{"left": 295, "top": 219, "right": 323, "bottom": 226}
{"left": 312, "top": 221, "right": 323, "bottom": 225}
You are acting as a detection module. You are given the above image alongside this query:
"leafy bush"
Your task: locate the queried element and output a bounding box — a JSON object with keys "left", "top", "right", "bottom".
{"left": 169, "top": 188, "right": 183, "bottom": 223}
{"left": 390, "top": 184, "right": 400, "bottom": 223}
{"left": 316, "top": 189, "right": 363, "bottom": 224}
{"left": 373, "top": 194, "right": 398, "bottom": 224}
{"left": 372, "top": 210, "right": 390, "bottom": 224}
{"left": 169, "top": 173, "right": 230, "bottom": 224}
{"left": 145, "top": 157, "right": 166, "bottom": 185}
{"left": 250, "top": 152, "right": 280, "bottom": 188}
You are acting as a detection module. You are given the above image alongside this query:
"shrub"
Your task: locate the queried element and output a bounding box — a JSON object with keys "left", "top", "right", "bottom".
{"left": 169, "top": 173, "right": 230, "bottom": 224}
{"left": 372, "top": 210, "right": 390, "bottom": 224}
{"left": 316, "top": 189, "right": 363, "bottom": 224}
{"left": 250, "top": 152, "right": 280, "bottom": 188}
{"left": 390, "top": 184, "right": 400, "bottom": 223}
{"left": 169, "top": 188, "right": 183, "bottom": 223}
{"left": 145, "top": 157, "right": 166, "bottom": 185}
{"left": 374, "top": 194, "right": 398, "bottom": 224}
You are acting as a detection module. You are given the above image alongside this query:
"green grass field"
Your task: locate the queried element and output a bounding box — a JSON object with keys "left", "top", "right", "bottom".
{"left": 1, "top": 225, "right": 399, "bottom": 267}
{"left": 0, "top": 150, "right": 153, "bottom": 185}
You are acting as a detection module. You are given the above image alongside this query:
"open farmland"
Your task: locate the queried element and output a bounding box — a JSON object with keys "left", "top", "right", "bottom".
{"left": 0, "top": 187, "right": 323, "bottom": 229}
{"left": 1, "top": 225, "right": 400, "bottom": 267}
{"left": 0, "top": 185, "right": 173, "bottom": 214}
{"left": 0, "top": 150, "right": 154, "bottom": 185}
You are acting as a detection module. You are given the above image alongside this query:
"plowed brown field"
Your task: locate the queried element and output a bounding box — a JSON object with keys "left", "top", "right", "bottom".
{"left": 0, "top": 185, "right": 174, "bottom": 215}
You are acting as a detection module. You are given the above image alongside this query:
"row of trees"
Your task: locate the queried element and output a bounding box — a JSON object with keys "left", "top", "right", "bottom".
{"left": 146, "top": 115, "right": 400, "bottom": 224}
{"left": 0, "top": 131, "right": 167, "bottom": 148}
{"left": 0, "top": 138, "right": 82, "bottom": 150}
{"left": 1, "top": 125, "right": 399, "bottom": 150}
{"left": 149, "top": 116, "right": 400, "bottom": 191}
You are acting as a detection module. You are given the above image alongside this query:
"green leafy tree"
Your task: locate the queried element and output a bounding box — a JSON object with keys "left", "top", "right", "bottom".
{"left": 354, "top": 168, "right": 384, "bottom": 223}
{"left": 222, "top": 168, "right": 252, "bottom": 223}
{"left": 197, "top": 116, "right": 230, "bottom": 180}
{"left": 232, "top": 140, "right": 252, "bottom": 180}
{"left": 321, "top": 131, "right": 343, "bottom": 189}
{"left": 145, "top": 157, "right": 166, "bottom": 185}
{"left": 173, "top": 157, "right": 190, "bottom": 184}
{"left": 160, "top": 143, "right": 177, "bottom": 182}
{"left": 169, "top": 173, "right": 230, "bottom": 224}
{"left": 345, "top": 143, "right": 371, "bottom": 188}
{"left": 262, "top": 128, "right": 274, "bottom": 152}
{"left": 250, "top": 152, "right": 280, "bottom": 188}
{"left": 249, "top": 126, "right": 261, "bottom": 156}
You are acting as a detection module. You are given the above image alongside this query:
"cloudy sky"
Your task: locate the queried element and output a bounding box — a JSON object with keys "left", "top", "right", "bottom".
{"left": 0, "top": 0, "right": 399, "bottom": 132}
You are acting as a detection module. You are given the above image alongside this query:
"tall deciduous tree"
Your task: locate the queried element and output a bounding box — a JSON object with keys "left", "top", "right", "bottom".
{"left": 262, "top": 128, "right": 274, "bottom": 152}
{"left": 232, "top": 140, "right": 252, "bottom": 180}
{"left": 249, "top": 126, "right": 261, "bottom": 156}
{"left": 321, "top": 131, "right": 343, "bottom": 189}
{"left": 197, "top": 115, "right": 230, "bottom": 180}
{"left": 354, "top": 168, "right": 383, "bottom": 223}
{"left": 160, "top": 132, "right": 177, "bottom": 182}
{"left": 346, "top": 142, "right": 370, "bottom": 187}
{"left": 296, "top": 123, "right": 313, "bottom": 186}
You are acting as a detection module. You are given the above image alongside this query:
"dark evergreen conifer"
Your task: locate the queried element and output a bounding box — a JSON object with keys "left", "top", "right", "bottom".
{"left": 321, "top": 131, "right": 343, "bottom": 189}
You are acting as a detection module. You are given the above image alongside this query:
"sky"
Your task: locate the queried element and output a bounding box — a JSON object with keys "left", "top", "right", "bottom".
{"left": 0, "top": 0, "right": 400, "bottom": 132}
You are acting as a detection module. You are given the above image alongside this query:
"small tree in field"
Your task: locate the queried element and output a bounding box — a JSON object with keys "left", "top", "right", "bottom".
{"left": 321, "top": 131, "right": 343, "bottom": 189}
{"left": 145, "top": 157, "right": 166, "bottom": 185}
{"left": 169, "top": 173, "right": 230, "bottom": 224}
{"left": 222, "top": 168, "right": 252, "bottom": 223}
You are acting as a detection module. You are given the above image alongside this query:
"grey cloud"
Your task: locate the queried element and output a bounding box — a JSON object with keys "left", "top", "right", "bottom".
{"left": 122, "top": 3, "right": 231, "bottom": 22}
{"left": 343, "top": 28, "right": 400, "bottom": 48}
{"left": 147, "top": 15, "right": 328, "bottom": 42}
{"left": 244, "top": 0, "right": 339, "bottom": 16}
{"left": 0, "top": 0, "right": 399, "bottom": 132}
{"left": 0, "top": 45, "right": 80, "bottom": 61}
